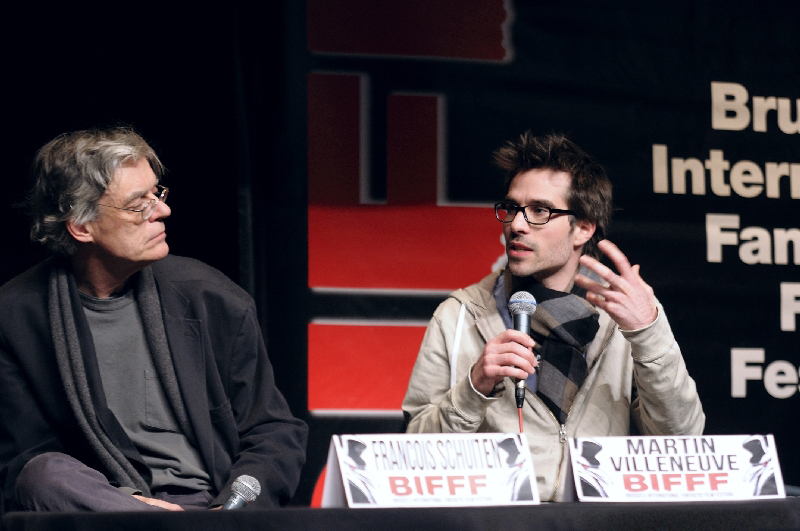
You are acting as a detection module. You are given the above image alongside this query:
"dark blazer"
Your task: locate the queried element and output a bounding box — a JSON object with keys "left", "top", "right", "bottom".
{"left": 0, "top": 255, "right": 307, "bottom": 512}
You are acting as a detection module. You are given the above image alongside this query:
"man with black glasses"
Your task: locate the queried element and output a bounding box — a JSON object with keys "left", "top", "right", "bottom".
{"left": 403, "top": 132, "right": 704, "bottom": 502}
{"left": 0, "top": 127, "right": 307, "bottom": 513}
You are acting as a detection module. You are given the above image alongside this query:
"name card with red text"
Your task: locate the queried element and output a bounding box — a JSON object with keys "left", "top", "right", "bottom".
{"left": 321, "top": 433, "right": 539, "bottom": 507}
{"left": 570, "top": 435, "right": 785, "bottom": 502}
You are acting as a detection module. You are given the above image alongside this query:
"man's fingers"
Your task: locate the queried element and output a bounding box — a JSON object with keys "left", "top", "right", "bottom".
{"left": 574, "top": 272, "right": 601, "bottom": 291}
{"left": 579, "top": 255, "right": 623, "bottom": 290}
{"left": 484, "top": 342, "right": 537, "bottom": 370}
{"left": 497, "top": 328, "right": 535, "bottom": 349}
{"left": 474, "top": 331, "right": 539, "bottom": 395}
{"left": 575, "top": 270, "right": 626, "bottom": 299}
{"left": 479, "top": 343, "right": 538, "bottom": 376}
{"left": 597, "top": 239, "right": 633, "bottom": 276}
{"left": 482, "top": 361, "right": 534, "bottom": 381}
{"left": 473, "top": 353, "right": 533, "bottom": 387}
{"left": 132, "top": 495, "right": 185, "bottom": 511}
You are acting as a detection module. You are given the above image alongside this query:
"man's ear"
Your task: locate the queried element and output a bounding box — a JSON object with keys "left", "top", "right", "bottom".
{"left": 65, "top": 219, "right": 94, "bottom": 243}
{"left": 572, "top": 219, "right": 596, "bottom": 248}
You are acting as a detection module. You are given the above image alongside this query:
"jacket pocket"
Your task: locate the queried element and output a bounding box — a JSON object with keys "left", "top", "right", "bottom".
{"left": 144, "top": 369, "right": 181, "bottom": 432}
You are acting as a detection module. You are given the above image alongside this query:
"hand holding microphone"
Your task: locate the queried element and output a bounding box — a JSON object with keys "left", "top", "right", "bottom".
{"left": 469, "top": 293, "right": 538, "bottom": 407}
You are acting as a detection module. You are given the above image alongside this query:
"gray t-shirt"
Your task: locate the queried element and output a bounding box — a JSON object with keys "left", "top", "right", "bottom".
{"left": 80, "top": 289, "right": 211, "bottom": 493}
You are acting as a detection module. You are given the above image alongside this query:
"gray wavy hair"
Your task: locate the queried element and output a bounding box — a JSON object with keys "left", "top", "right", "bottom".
{"left": 28, "top": 127, "right": 165, "bottom": 255}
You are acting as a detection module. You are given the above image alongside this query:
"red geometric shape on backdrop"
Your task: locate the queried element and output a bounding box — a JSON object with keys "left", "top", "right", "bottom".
{"left": 306, "top": 55, "right": 505, "bottom": 415}
{"left": 307, "top": 77, "right": 503, "bottom": 290}
{"left": 387, "top": 94, "right": 439, "bottom": 205}
{"left": 308, "top": 323, "right": 426, "bottom": 410}
{"left": 307, "top": 0, "right": 511, "bottom": 61}
{"left": 308, "top": 204, "right": 502, "bottom": 290}
{"left": 308, "top": 72, "right": 363, "bottom": 205}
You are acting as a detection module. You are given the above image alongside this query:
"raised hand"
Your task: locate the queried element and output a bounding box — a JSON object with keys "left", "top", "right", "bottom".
{"left": 574, "top": 239, "right": 658, "bottom": 330}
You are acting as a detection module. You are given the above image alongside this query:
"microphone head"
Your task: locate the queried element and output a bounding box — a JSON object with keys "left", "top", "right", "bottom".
{"left": 231, "top": 475, "right": 261, "bottom": 502}
{"left": 509, "top": 291, "right": 537, "bottom": 316}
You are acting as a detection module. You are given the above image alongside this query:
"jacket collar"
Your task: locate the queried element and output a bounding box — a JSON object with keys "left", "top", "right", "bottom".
{"left": 450, "top": 270, "right": 506, "bottom": 344}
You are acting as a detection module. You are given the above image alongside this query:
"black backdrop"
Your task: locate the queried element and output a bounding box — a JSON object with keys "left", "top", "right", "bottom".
{"left": 3, "top": 1, "right": 800, "bottom": 506}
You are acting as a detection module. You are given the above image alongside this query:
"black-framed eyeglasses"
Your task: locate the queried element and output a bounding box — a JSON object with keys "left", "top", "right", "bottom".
{"left": 494, "top": 202, "right": 575, "bottom": 225}
{"left": 97, "top": 185, "right": 169, "bottom": 220}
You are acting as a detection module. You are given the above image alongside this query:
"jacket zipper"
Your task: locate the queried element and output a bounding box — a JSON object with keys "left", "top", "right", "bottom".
{"left": 538, "top": 327, "right": 616, "bottom": 502}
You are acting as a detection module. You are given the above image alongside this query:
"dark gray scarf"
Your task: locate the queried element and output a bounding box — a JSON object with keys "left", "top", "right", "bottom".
{"left": 48, "top": 262, "right": 193, "bottom": 495}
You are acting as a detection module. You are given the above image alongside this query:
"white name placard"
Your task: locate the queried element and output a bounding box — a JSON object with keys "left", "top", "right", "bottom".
{"left": 321, "top": 433, "right": 539, "bottom": 508}
{"left": 570, "top": 434, "right": 785, "bottom": 502}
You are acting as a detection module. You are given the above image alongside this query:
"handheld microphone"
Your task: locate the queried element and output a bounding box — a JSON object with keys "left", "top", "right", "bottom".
{"left": 508, "top": 291, "right": 537, "bottom": 410}
{"left": 222, "top": 475, "right": 261, "bottom": 509}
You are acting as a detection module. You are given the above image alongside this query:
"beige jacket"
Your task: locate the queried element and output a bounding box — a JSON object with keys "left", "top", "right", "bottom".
{"left": 402, "top": 270, "right": 705, "bottom": 502}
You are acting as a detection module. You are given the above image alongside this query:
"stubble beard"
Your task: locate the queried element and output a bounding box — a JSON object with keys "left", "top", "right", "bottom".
{"left": 506, "top": 239, "right": 574, "bottom": 286}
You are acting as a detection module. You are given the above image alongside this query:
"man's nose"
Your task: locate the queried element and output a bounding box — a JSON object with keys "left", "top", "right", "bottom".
{"left": 509, "top": 209, "right": 529, "bottom": 232}
{"left": 150, "top": 201, "right": 171, "bottom": 220}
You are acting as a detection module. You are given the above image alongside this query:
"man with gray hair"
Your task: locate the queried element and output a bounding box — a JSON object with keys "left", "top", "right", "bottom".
{"left": 0, "top": 127, "right": 307, "bottom": 513}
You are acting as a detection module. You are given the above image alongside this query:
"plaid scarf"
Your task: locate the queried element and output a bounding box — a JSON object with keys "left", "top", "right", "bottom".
{"left": 522, "top": 276, "right": 599, "bottom": 425}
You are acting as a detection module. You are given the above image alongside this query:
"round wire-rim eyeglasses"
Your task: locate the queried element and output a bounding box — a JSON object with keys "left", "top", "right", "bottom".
{"left": 97, "top": 185, "right": 169, "bottom": 220}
